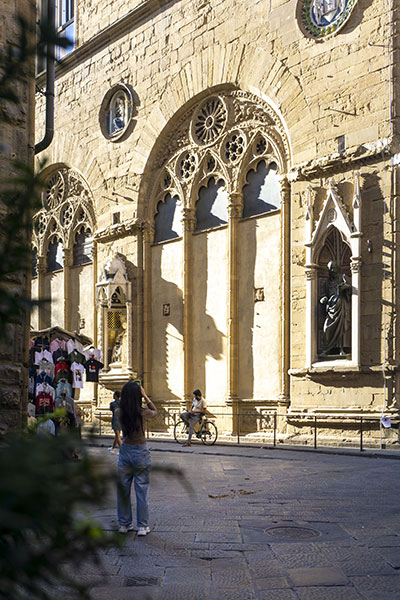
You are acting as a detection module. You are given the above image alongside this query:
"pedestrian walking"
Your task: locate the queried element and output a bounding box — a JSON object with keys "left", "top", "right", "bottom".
{"left": 115, "top": 381, "right": 157, "bottom": 535}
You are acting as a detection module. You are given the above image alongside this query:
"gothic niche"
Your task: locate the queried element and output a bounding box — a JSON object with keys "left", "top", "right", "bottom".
{"left": 316, "top": 228, "right": 352, "bottom": 358}
{"left": 96, "top": 254, "right": 135, "bottom": 385}
{"left": 99, "top": 83, "right": 134, "bottom": 142}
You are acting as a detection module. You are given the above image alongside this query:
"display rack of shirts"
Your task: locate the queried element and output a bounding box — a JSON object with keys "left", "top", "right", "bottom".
{"left": 34, "top": 348, "right": 53, "bottom": 366}
{"left": 56, "top": 379, "right": 73, "bottom": 398}
{"left": 49, "top": 338, "right": 67, "bottom": 353}
{"left": 37, "top": 358, "right": 54, "bottom": 379}
{"left": 85, "top": 358, "right": 104, "bottom": 382}
{"left": 68, "top": 349, "right": 86, "bottom": 365}
{"left": 70, "top": 362, "right": 85, "bottom": 388}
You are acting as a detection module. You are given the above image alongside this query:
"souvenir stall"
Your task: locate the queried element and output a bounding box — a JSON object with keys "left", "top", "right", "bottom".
{"left": 29, "top": 326, "right": 103, "bottom": 430}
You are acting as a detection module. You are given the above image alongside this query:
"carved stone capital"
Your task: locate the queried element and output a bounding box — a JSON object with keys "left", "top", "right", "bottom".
{"left": 350, "top": 258, "right": 362, "bottom": 274}
{"left": 182, "top": 207, "right": 196, "bottom": 232}
{"left": 63, "top": 248, "right": 73, "bottom": 267}
{"left": 141, "top": 220, "right": 155, "bottom": 242}
{"left": 228, "top": 202, "right": 242, "bottom": 219}
{"left": 37, "top": 255, "right": 46, "bottom": 274}
{"left": 305, "top": 268, "right": 317, "bottom": 281}
{"left": 280, "top": 176, "right": 290, "bottom": 202}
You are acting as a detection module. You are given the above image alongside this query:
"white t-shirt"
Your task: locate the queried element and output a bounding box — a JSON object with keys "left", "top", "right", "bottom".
{"left": 71, "top": 362, "right": 85, "bottom": 388}
{"left": 191, "top": 396, "right": 206, "bottom": 413}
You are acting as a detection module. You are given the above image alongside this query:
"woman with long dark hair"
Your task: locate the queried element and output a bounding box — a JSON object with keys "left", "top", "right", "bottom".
{"left": 115, "top": 381, "right": 157, "bottom": 535}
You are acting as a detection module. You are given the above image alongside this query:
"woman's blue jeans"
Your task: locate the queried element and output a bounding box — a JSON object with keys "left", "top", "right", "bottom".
{"left": 117, "top": 444, "right": 151, "bottom": 527}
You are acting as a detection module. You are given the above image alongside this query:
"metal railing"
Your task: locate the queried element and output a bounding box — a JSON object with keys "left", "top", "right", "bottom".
{"left": 87, "top": 409, "right": 400, "bottom": 452}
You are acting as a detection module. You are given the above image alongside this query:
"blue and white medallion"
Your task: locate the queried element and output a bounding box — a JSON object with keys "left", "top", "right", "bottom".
{"left": 300, "top": 0, "right": 357, "bottom": 38}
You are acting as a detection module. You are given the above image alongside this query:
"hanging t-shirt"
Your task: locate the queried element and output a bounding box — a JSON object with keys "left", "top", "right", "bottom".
{"left": 52, "top": 348, "right": 68, "bottom": 363}
{"left": 36, "top": 392, "right": 54, "bottom": 414}
{"left": 49, "top": 338, "right": 67, "bottom": 353}
{"left": 71, "top": 362, "right": 85, "bottom": 388}
{"left": 37, "top": 359, "right": 54, "bottom": 379}
{"left": 68, "top": 349, "right": 86, "bottom": 365}
{"left": 85, "top": 358, "right": 104, "bottom": 382}
{"left": 34, "top": 349, "right": 54, "bottom": 365}
{"left": 56, "top": 380, "right": 73, "bottom": 398}
{"left": 67, "top": 339, "right": 85, "bottom": 355}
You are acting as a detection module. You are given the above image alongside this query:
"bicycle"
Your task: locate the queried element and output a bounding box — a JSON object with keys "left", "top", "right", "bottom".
{"left": 174, "top": 414, "right": 218, "bottom": 445}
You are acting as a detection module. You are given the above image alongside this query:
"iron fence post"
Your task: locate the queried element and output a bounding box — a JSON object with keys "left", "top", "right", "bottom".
{"left": 360, "top": 416, "right": 363, "bottom": 452}
{"left": 273, "top": 413, "right": 277, "bottom": 447}
{"left": 99, "top": 413, "right": 102, "bottom": 437}
{"left": 314, "top": 416, "right": 317, "bottom": 449}
{"left": 237, "top": 411, "right": 240, "bottom": 444}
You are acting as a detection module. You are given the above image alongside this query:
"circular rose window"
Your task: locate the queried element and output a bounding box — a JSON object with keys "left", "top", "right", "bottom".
{"left": 191, "top": 96, "right": 228, "bottom": 146}
{"left": 99, "top": 84, "right": 135, "bottom": 141}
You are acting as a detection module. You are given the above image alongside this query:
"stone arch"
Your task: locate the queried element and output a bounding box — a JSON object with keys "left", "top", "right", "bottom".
{"left": 136, "top": 42, "right": 314, "bottom": 211}
{"left": 35, "top": 130, "right": 107, "bottom": 196}
{"left": 33, "top": 165, "right": 97, "bottom": 253}
{"left": 140, "top": 86, "right": 292, "bottom": 221}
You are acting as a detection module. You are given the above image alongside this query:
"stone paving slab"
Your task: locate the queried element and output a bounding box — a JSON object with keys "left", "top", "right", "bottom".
{"left": 80, "top": 443, "right": 400, "bottom": 599}
{"left": 296, "top": 586, "right": 364, "bottom": 599}
{"left": 288, "top": 566, "right": 349, "bottom": 587}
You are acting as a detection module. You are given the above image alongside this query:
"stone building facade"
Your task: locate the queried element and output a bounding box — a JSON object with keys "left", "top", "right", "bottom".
{"left": 34, "top": 0, "right": 400, "bottom": 441}
{"left": 0, "top": 0, "right": 35, "bottom": 431}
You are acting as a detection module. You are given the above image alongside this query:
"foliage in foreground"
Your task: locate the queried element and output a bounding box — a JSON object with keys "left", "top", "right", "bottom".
{"left": 0, "top": 433, "right": 120, "bottom": 600}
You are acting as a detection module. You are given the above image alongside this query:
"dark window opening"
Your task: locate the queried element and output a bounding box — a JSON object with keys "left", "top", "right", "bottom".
{"left": 73, "top": 227, "right": 93, "bottom": 266}
{"left": 242, "top": 160, "right": 280, "bottom": 218}
{"left": 46, "top": 238, "right": 63, "bottom": 272}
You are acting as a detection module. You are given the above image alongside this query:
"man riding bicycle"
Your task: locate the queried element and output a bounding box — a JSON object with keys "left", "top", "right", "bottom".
{"left": 180, "top": 389, "right": 207, "bottom": 447}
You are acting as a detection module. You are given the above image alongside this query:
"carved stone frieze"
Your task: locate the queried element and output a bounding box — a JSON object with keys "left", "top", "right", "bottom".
{"left": 94, "top": 217, "right": 141, "bottom": 243}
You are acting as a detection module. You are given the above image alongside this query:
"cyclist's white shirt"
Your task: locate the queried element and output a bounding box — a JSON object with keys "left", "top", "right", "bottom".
{"left": 191, "top": 396, "right": 207, "bottom": 412}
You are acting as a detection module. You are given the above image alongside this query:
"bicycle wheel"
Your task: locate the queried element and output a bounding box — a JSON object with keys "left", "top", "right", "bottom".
{"left": 200, "top": 421, "right": 218, "bottom": 445}
{"left": 174, "top": 420, "right": 189, "bottom": 444}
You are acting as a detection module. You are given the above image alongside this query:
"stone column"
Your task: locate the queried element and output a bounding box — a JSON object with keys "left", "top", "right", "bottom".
{"left": 102, "top": 305, "right": 109, "bottom": 371}
{"left": 305, "top": 267, "right": 317, "bottom": 368}
{"left": 91, "top": 243, "right": 98, "bottom": 347}
{"left": 142, "top": 221, "right": 154, "bottom": 395}
{"left": 126, "top": 298, "right": 133, "bottom": 373}
{"left": 227, "top": 193, "right": 241, "bottom": 404}
{"left": 350, "top": 171, "right": 362, "bottom": 366}
{"left": 279, "top": 177, "right": 290, "bottom": 402}
{"left": 350, "top": 259, "right": 361, "bottom": 366}
{"left": 63, "top": 247, "right": 73, "bottom": 331}
{"left": 182, "top": 207, "right": 196, "bottom": 403}
{"left": 37, "top": 255, "right": 46, "bottom": 329}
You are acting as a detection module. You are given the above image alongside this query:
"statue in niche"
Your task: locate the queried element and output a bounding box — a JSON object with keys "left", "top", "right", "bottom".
{"left": 112, "top": 96, "right": 125, "bottom": 133}
{"left": 111, "top": 321, "right": 127, "bottom": 364}
{"left": 319, "top": 260, "right": 351, "bottom": 356}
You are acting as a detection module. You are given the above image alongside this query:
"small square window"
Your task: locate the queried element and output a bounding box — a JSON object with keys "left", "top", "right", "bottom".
{"left": 113, "top": 212, "right": 121, "bottom": 225}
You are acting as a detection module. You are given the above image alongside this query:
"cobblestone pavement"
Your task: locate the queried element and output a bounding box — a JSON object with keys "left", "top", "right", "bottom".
{"left": 79, "top": 441, "right": 400, "bottom": 600}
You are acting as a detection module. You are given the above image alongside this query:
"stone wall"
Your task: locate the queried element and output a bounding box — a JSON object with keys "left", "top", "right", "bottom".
{"left": 0, "top": 0, "right": 35, "bottom": 430}
{"left": 34, "top": 0, "right": 399, "bottom": 436}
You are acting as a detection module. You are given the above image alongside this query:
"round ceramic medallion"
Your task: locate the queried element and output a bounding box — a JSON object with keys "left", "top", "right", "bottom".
{"left": 299, "top": 0, "right": 358, "bottom": 38}
{"left": 99, "top": 83, "right": 134, "bottom": 141}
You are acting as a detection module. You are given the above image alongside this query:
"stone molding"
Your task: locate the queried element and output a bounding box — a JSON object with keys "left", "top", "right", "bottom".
{"left": 94, "top": 217, "right": 141, "bottom": 243}
{"left": 289, "top": 136, "right": 396, "bottom": 181}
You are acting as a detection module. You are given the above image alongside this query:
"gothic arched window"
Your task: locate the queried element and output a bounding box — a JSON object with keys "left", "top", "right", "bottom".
{"left": 46, "top": 238, "right": 64, "bottom": 272}
{"left": 154, "top": 194, "right": 182, "bottom": 243}
{"left": 73, "top": 226, "right": 93, "bottom": 266}
{"left": 195, "top": 177, "right": 228, "bottom": 232}
{"left": 242, "top": 160, "right": 280, "bottom": 218}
